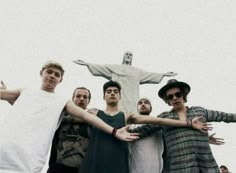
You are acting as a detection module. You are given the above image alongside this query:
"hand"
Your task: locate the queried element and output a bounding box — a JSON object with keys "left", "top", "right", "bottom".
{"left": 0, "top": 81, "right": 15, "bottom": 105}
{"left": 191, "top": 116, "right": 213, "bottom": 133}
{"left": 209, "top": 133, "right": 225, "bottom": 145}
{"left": 73, "top": 59, "right": 87, "bottom": 66}
{"left": 0, "top": 80, "right": 7, "bottom": 89}
{"left": 164, "top": 72, "right": 177, "bottom": 77}
{"left": 115, "top": 125, "right": 139, "bottom": 141}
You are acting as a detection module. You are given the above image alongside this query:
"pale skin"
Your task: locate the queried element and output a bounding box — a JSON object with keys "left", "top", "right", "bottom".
{"left": 88, "top": 86, "right": 211, "bottom": 132}
{"left": 0, "top": 67, "right": 139, "bottom": 142}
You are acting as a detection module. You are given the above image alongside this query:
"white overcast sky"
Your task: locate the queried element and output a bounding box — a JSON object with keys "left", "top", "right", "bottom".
{"left": 0, "top": 0, "right": 236, "bottom": 172}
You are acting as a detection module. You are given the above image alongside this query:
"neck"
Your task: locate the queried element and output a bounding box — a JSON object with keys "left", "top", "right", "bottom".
{"left": 105, "top": 105, "right": 119, "bottom": 116}
{"left": 41, "top": 85, "right": 55, "bottom": 93}
{"left": 174, "top": 105, "right": 187, "bottom": 113}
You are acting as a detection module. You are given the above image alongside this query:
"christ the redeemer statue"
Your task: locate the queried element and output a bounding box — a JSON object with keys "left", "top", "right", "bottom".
{"left": 73, "top": 51, "right": 176, "bottom": 113}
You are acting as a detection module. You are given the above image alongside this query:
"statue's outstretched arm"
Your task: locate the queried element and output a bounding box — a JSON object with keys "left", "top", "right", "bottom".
{"left": 73, "top": 59, "right": 88, "bottom": 66}
{"left": 164, "top": 72, "right": 177, "bottom": 77}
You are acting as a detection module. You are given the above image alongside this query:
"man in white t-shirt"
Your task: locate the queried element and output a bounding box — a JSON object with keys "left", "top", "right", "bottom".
{"left": 0, "top": 61, "right": 139, "bottom": 173}
{"left": 129, "top": 98, "right": 163, "bottom": 173}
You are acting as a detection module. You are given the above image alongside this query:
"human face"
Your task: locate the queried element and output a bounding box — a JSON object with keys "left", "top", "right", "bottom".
{"left": 122, "top": 51, "right": 133, "bottom": 65}
{"left": 220, "top": 167, "right": 229, "bottom": 173}
{"left": 104, "top": 86, "right": 120, "bottom": 106}
{"left": 73, "top": 89, "right": 90, "bottom": 110}
{"left": 166, "top": 87, "right": 185, "bottom": 110}
{"left": 137, "top": 99, "right": 151, "bottom": 115}
{"left": 40, "top": 67, "right": 62, "bottom": 92}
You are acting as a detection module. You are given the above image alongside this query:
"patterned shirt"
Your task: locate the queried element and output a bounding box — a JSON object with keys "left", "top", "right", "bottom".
{"left": 48, "top": 112, "right": 90, "bottom": 169}
{"left": 135, "top": 106, "right": 236, "bottom": 173}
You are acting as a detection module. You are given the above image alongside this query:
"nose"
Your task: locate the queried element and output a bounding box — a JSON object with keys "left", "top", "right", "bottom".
{"left": 110, "top": 91, "right": 115, "bottom": 95}
{"left": 49, "top": 73, "right": 56, "bottom": 79}
{"left": 173, "top": 95, "right": 179, "bottom": 100}
{"left": 79, "top": 96, "right": 85, "bottom": 100}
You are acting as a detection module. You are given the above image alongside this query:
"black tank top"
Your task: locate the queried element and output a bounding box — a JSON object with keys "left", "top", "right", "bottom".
{"left": 79, "top": 110, "right": 129, "bottom": 173}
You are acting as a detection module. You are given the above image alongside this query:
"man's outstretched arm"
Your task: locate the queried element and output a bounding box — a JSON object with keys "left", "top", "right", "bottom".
{"left": 0, "top": 81, "right": 18, "bottom": 105}
{"left": 65, "top": 100, "right": 139, "bottom": 141}
{"left": 0, "top": 81, "right": 21, "bottom": 104}
{"left": 126, "top": 113, "right": 212, "bottom": 133}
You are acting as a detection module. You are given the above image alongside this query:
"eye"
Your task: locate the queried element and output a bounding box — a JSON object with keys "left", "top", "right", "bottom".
{"left": 47, "top": 69, "right": 53, "bottom": 74}
{"left": 55, "top": 72, "right": 61, "bottom": 77}
{"left": 106, "top": 90, "right": 111, "bottom": 93}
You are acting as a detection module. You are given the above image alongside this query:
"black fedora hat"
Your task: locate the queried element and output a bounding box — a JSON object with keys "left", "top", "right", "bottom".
{"left": 158, "top": 79, "right": 191, "bottom": 99}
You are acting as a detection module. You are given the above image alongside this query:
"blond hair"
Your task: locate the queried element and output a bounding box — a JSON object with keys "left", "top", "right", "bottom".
{"left": 41, "top": 60, "right": 65, "bottom": 76}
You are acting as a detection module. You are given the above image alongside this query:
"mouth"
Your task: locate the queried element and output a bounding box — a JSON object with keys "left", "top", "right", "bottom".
{"left": 172, "top": 102, "right": 180, "bottom": 106}
{"left": 140, "top": 107, "right": 147, "bottom": 110}
{"left": 47, "top": 79, "right": 55, "bottom": 83}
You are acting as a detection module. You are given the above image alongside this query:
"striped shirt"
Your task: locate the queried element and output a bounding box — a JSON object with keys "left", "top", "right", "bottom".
{"left": 137, "top": 106, "right": 236, "bottom": 173}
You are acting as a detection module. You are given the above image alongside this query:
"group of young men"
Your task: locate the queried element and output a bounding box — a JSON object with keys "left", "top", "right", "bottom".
{"left": 0, "top": 59, "right": 235, "bottom": 173}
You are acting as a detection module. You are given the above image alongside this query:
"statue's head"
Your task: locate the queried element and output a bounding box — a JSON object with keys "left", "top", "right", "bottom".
{"left": 122, "top": 51, "right": 133, "bottom": 65}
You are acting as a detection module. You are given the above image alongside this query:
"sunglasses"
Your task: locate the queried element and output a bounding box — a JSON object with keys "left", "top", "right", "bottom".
{"left": 166, "top": 92, "right": 182, "bottom": 100}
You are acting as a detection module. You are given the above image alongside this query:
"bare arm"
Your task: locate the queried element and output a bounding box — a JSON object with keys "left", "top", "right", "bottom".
{"left": 65, "top": 101, "right": 139, "bottom": 141}
{"left": 127, "top": 113, "right": 188, "bottom": 126}
{"left": 0, "top": 81, "right": 19, "bottom": 105}
{"left": 62, "top": 108, "right": 99, "bottom": 123}
{"left": 126, "top": 113, "right": 211, "bottom": 133}
{"left": 0, "top": 87, "right": 22, "bottom": 104}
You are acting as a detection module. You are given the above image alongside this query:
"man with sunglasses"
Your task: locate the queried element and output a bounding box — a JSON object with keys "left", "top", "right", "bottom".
{"left": 129, "top": 96, "right": 223, "bottom": 173}
{"left": 156, "top": 79, "right": 236, "bottom": 173}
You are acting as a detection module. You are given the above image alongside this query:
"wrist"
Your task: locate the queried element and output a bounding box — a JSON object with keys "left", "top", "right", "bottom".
{"left": 112, "top": 128, "right": 118, "bottom": 137}
{"left": 186, "top": 119, "right": 192, "bottom": 127}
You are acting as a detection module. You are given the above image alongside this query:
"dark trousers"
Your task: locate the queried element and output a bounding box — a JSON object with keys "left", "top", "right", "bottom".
{"left": 47, "top": 163, "right": 78, "bottom": 173}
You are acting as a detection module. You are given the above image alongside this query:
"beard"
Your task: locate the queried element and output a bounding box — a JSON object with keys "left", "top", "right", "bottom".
{"left": 139, "top": 111, "right": 150, "bottom": 115}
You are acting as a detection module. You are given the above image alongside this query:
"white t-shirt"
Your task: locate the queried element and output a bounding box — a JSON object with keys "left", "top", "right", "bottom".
{"left": 0, "top": 89, "right": 68, "bottom": 173}
{"left": 129, "top": 125, "right": 164, "bottom": 173}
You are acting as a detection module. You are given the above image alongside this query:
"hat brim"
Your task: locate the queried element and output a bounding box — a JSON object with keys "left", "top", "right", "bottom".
{"left": 158, "top": 81, "right": 191, "bottom": 99}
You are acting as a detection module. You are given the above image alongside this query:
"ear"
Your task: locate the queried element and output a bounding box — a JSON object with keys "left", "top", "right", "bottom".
{"left": 40, "top": 70, "right": 43, "bottom": 76}
{"left": 59, "top": 77, "right": 63, "bottom": 83}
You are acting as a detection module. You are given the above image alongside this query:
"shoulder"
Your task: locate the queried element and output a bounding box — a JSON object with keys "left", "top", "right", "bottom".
{"left": 158, "top": 111, "right": 170, "bottom": 118}
{"left": 189, "top": 106, "right": 206, "bottom": 112}
{"left": 87, "top": 108, "right": 99, "bottom": 115}
{"left": 125, "top": 112, "right": 134, "bottom": 118}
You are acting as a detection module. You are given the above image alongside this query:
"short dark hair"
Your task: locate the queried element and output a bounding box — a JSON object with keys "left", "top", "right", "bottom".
{"left": 103, "top": 80, "right": 121, "bottom": 96}
{"left": 72, "top": 87, "right": 91, "bottom": 101}
{"left": 220, "top": 165, "right": 229, "bottom": 170}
